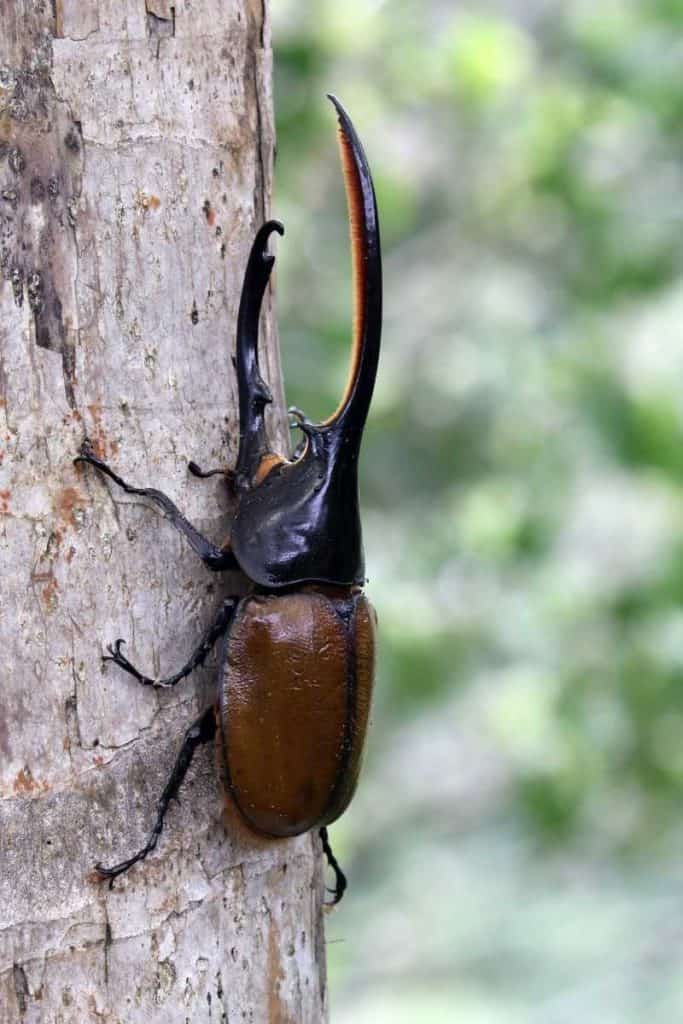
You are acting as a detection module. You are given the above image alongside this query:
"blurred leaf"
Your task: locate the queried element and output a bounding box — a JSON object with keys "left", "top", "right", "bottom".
{"left": 446, "top": 16, "right": 534, "bottom": 109}
{"left": 272, "top": 0, "right": 683, "bottom": 1016}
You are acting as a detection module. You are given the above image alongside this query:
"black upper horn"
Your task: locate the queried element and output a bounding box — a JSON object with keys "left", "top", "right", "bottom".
{"left": 229, "top": 97, "right": 382, "bottom": 588}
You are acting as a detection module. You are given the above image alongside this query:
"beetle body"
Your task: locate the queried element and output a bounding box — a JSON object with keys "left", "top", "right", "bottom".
{"left": 75, "top": 95, "right": 382, "bottom": 902}
{"left": 222, "top": 586, "right": 376, "bottom": 837}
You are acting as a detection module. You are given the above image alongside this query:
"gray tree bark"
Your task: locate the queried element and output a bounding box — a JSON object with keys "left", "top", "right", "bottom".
{"left": 0, "top": 3, "right": 329, "bottom": 1021}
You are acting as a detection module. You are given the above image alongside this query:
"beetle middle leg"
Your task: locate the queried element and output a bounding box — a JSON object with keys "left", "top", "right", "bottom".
{"left": 104, "top": 598, "right": 238, "bottom": 689}
{"left": 75, "top": 439, "right": 237, "bottom": 571}
{"left": 96, "top": 705, "right": 218, "bottom": 887}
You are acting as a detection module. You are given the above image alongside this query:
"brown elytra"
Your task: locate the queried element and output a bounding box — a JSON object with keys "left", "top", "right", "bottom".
{"left": 220, "top": 586, "right": 376, "bottom": 837}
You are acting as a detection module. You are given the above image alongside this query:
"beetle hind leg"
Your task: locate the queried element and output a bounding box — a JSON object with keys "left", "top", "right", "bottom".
{"left": 319, "top": 826, "right": 347, "bottom": 905}
{"left": 95, "top": 706, "right": 217, "bottom": 887}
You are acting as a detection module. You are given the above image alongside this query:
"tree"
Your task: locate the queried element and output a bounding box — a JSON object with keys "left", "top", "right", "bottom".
{"left": 0, "top": 3, "right": 328, "bottom": 1019}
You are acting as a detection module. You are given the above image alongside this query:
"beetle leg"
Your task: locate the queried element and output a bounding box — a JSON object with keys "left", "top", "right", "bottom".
{"left": 103, "top": 598, "right": 238, "bottom": 689}
{"left": 95, "top": 706, "right": 218, "bottom": 887}
{"left": 188, "top": 460, "right": 236, "bottom": 485}
{"left": 319, "top": 826, "right": 347, "bottom": 905}
{"left": 75, "top": 439, "right": 238, "bottom": 571}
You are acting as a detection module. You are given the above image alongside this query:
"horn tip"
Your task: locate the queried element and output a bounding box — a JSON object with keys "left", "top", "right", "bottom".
{"left": 327, "top": 93, "right": 349, "bottom": 123}
{"left": 262, "top": 218, "right": 285, "bottom": 238}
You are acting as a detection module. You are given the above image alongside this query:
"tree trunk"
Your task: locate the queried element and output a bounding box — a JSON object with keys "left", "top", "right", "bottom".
{"left": 0, "top": 3, "right": 328, "bottom": 1021}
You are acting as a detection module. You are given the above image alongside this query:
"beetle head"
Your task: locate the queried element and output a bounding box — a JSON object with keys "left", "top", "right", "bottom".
{"left": 230, "top": 96, "right": 382, "bottom": 589}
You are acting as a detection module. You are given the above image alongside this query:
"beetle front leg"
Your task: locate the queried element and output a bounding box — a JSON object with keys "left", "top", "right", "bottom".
{"left": 75, "top": 440, "right": 237, "bottom": 572}
{"left": 104, "top": 598, "right": 238, "bottom": 689}
{"left": 96, "top": 706, "right": 217, "bottom": 887}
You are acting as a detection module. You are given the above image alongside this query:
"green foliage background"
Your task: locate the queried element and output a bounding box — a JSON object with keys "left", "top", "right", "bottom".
{"left": 272, "top": 2, "right": 683, "bottom": 1019}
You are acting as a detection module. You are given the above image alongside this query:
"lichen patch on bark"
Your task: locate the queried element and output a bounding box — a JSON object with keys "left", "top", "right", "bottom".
{"left": 0, "top": 60, "right": 83, "bottom": 409}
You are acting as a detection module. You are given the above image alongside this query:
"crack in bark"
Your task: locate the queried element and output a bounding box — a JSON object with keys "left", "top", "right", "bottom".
{"left": 103, "top": 906, "right": 112, "bottom": 987}
{"left": 12, "top": 962, "right": 28, "bottom": 1014}
{"left": 259, "top": 0, "right": 267, "bottom": 49}
{"left": 65, "top": 634, "right": 83, "bottom": 756}
{"left": 0, "top": 694, "right": 193, "bottom": 804}
{"left": 145, "top": 4, "right": 176, "bottom": 60}
{"left": 251, "top": 60, "right": 266, "bottom": 225}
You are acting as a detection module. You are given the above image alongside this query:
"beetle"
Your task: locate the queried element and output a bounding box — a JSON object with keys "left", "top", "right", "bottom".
{"left": 75, "top": 95, "right": 381, "bottom": 903}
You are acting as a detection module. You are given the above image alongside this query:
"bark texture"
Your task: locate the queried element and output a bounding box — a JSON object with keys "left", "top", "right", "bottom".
{"left": 0, "top": 3, "right": 329, "bottom": 1021}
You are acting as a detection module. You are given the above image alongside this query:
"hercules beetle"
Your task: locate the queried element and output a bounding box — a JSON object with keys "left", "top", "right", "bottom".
{"left": 75, "top": 96, "right": 381, "bottom": 903}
